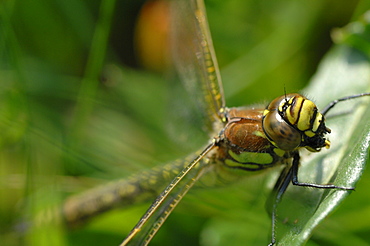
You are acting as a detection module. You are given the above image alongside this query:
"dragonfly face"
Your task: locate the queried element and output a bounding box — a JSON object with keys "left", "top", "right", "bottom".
{"left": 262, "top": 93, "right": 331, "bottom": 152}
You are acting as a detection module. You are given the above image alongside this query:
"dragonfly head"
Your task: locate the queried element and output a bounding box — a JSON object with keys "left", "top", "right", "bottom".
{"left": 262, "top": 93, "right": 331, "bottom": 152}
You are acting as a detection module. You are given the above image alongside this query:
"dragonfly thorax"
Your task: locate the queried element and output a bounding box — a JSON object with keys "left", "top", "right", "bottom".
{"left": 262, "top": 93, "right": 331, "bottom": 152}
{"left": 218, "top": 108, "right": 289, "bottom": 172}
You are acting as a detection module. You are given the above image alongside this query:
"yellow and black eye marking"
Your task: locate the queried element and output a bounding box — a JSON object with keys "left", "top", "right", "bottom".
{"left": 263, "top": 92, "right": 370, "bottom": 246}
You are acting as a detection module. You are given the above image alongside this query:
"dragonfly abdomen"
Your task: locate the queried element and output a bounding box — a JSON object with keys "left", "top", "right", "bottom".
{"left": 62, "top": 154, "right": 210, "bottom": 228}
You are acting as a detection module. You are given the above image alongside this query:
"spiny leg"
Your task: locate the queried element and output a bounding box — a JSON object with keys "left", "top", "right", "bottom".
{"left": 267, "top": 164, "right": 294, "bottom": 246}
{"left": 267, "top": 151, "right": 355, "bottom": 246}
{"left": 321, "top": 93, "right": 370, "bottom": 116}
{"left": 291, "top": 152, "right": 355, "bottom": 190}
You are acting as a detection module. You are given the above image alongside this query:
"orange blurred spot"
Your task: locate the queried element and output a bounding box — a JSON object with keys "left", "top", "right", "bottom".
{"left": 135, "top": 0, "right": 170, "bottom": 73}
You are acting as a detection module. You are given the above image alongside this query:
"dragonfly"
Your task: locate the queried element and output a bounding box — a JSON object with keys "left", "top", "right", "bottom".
{"left": 61, "top": 0, "right": 370, "bottom": 245}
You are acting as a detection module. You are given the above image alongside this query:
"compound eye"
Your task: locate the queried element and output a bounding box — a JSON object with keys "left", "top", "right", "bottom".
{"left": 263, "top": 110, "right": 301, "bottom": 151}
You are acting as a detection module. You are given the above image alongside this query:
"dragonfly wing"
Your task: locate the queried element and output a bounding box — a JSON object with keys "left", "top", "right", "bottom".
{"left": 170, "top": 0, "right": 226, "bottom": 131}
{"left": 120, "top": 141, "right": 216, "bottom": 246}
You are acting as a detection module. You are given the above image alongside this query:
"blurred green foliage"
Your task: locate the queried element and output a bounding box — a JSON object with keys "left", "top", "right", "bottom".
{"left": 0, "top": 0, "right": 369, "bottom": 245}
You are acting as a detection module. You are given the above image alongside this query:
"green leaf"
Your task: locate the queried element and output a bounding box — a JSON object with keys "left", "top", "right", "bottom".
{"left": 277, "top": 43, "right": 370, "bottom": 245}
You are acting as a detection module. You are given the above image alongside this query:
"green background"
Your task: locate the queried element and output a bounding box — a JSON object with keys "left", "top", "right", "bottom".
{"left": 1, "top": 0, "right": 370, "bottom": 245}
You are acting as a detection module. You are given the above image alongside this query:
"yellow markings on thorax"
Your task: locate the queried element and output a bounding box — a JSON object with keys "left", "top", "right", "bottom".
{"left": 304, "top": 130, "right": 315, "bottom": 137}
{"left": 254, "top": 130, "right": 267, "bottom": 139}
{"left": 227, "top": 150, "right": 273, "bottom": 166}
{"left": 273, "top": 148, "right": 286, "bottom": 157}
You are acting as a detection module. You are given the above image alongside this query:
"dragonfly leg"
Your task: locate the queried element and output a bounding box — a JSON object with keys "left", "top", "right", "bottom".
{"left": 321, "top": 92, "right": 370, "bottom": 115}
{"left": 267, "top": 149, "right": 355, "bottom": 245}
{"left": 267, "top": 163, "right": 294, "bottom": 246}
{"left": 291, "top": 152, "right": 355, "bottom": 190}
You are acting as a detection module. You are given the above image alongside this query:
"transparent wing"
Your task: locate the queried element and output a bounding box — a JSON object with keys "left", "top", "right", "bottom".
{"left": 170, "top": 0, "right": 226, "bottom": 130}
{"left": 62, "top": 155, "right": 201, "bottom": 227}
{"left": 120, "top": 142, "right": 216, "bottom": 246}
